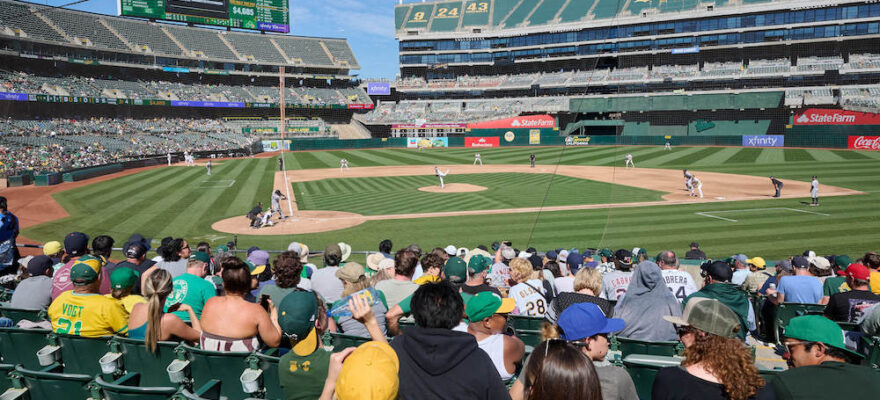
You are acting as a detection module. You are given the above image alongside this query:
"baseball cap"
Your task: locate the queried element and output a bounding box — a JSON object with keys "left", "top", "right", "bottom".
{"left": 582, "top": 249, "right": 593, "bottom": 258}
{"left": 26, "top": 255, "right": 53, "bottom": 277}
{"left": 247, "top": 250, "right": 270, "bottom": 269}
{"left": 689, "top": 242, "right": 700, "bottom": 248}
{"left": 324, "top": 243, "right": 342, "bottom": 260}
{"left": 732, "top": 254, "right": 748, "bottom": 265}
{"left": 500, "top": 247, "right": 516, "bottom": 260}
{"left": 189, "top": 251, "right": 211, "bottom": 264}
{"left": 701, "top": 260, "right": 733, "bottom": 282}
{"left": 466, "top": 292, "right": 516, "bottom": 322}
{"left": 467, "top": 254, "right": 490, "bottom": 275}
{"left": 808, "top": 256, "right": 831, "bottom": 271}
{"left": 841, "top": 263, "right": 870, "bottom": 280}
{"left": 557, "top": 249, "right": 570, "bottom": 263}
{"left": 377, "top": 258, "right": 394, "bottom": 271}
{"left": 335, "top": 341, "right": 399, "bottom": 400}
{"left": 792, "top": 256, "right": 810, "bottom": 269}
{"left": 366, "top": 253, "right": 385, "bottom": 271}
{"left": 664, "top": 298, "right": 740, "bottom": 339}
{"left": 517, "top": 251, "right": 531, "bottom": 259}
{"left": 747, "top": 257, "right": 766, "bottom": 270}
{"left": 110, "top": 267, "right": 139, "bottom": 290}
{"left": 598, "top": 248, "right": 613, "bottom": 259}
{"left": 545, "top": 250, "right": 558, "bottom": 260}
{"left": 245, "top": 260, "right": 265, "bottom": 276}
{"left": 127, "top": 233, "right": 151, "bottom": 251}
{"left": 287, "top": 242, "right": 303, "bottom": 254}
{"left": 833, "top": 255, "right": 852, "bottom": 270}
{"left": 444, "top": 245, "right": 457, "bottom": 256}
{"left": 632, "top": 247, "right": 647, "bottom": 257}
{"left": 457, "top": 247, "right": 468, "bottom": 258}
{"left": 43, "top": 241, "right": 62, "bottom": 256}
{"left": 125, "top": 243, "right": 147, "bottom": 259}
{"left": 246, "top": 246, "right": 260, "bottom": 256}
{"left": 783, "top": 315, "right": 862, "bottom": 358}
{"left": 558, "top": 303, "right": 625, "bottom": 341}
{"left": 336, "top": 262, "right": 366, "bottom": 283}
{"left": 278, "top": 291, "right": 319, "bottom": 356}
{"left": 70, "top": 259, "right": 101, "bottom": 285}
{"left": 444, "top": 256, "right": 467, "bottom": 283}
{"left": 776, "top": 259, "right": 794, "bottom": 273}
{"left": 64, "top": 232, "right": 89, "bottom": 257}
{"left": 614, "top": 249, "right": 633, "bottom": 266}
{"left": 338, "top": 242, "right": 352, "bottom": 262}
{"left": 566, "top": 252, "right": 584, "bottom": 272}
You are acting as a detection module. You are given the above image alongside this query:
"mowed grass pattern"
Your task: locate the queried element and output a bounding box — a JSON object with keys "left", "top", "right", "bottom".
{"left": 293, "top": 173, "right": 664, "bottom": 215}
{"left": 20, "top": 146, "right": 880, "bottom": 260}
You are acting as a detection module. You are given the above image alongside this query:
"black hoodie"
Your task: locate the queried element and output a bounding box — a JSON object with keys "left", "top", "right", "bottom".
{"left": 391, "top": 326, "right": 511, "bottom": 400}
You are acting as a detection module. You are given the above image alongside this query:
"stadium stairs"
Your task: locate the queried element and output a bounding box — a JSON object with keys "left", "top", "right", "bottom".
{"left": 332, "top": 120, "right": 372, "bottom": 139}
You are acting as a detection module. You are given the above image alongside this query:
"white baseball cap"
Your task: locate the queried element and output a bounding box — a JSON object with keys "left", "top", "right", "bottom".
{"left": 444, "top": 245, "right": 457, "bottom": 256}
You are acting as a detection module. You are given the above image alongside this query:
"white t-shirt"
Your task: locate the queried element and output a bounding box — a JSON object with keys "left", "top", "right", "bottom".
{"left": 554, "top": 276, "right": 575, "bottom": 293}
{"left": 661, "top": 269, "right": 698, "bottom": 303}
{"left": 510, "top": 279, "right": 547, "bottom": 317}
{"left": 602, "top": 271, "right": 633, "bottom": 301}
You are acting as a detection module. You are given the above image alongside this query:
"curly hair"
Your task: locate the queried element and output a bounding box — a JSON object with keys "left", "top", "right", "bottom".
{"left": 681, "top": 332, "right": 764, "bottom": 400}
{"left": 273, "top": 251, "right": 303, "bottom": 289}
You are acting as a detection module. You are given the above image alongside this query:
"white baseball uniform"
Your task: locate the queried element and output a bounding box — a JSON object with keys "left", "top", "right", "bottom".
{"left": 435, "top": 168, "right": 449, "bottom": 189}
{"left": 625, "top": 154, "right": 634, "bottom": 168}
{"left": 340, "top": 159, "right": 349, "bottom": 171}
{"left": 474, "top": 153, "right": 482, "bottom": 165}
{"left": 665, "top": 142, "right": 671, "bottom": 150}
{"left": 691, "top": 177, "right": 703, "bottom": 198}
{"left": 270, "top": 192, "right": 285, "bottom": 219}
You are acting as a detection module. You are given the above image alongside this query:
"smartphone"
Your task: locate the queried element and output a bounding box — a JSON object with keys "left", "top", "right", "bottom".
{"left": 260, "top": 295, "right": 270, "bottom": 311}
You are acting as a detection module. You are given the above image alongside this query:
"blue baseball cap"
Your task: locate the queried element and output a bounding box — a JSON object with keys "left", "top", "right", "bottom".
{"left": 558, "top": 303, "right": 625, "bottom": 341}
{"left": 545, "top": 250, "right": 558, "bottom": 260}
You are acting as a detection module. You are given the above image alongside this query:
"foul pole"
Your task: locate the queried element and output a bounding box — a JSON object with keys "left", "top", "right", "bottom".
{"left": 280, "top": 67, "right": 295, "bottom": 218}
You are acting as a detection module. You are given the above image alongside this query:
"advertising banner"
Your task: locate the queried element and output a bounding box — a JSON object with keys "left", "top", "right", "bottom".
{"left": 171, "top": 100, "right": 245, "bottom": 108}
{"left": 261, "top": 140, "right": 291, "bottom": 152}
{"left": 529, "top": 130, "right": 541, "bottom": 145}
{"left": 794, "top": 109, "right": 880, "bottom": 125}
{"left": 347, "top": 103, "right": 375, "bottom": 110}
{"left": 467, "top": 115, "right": 555, "bottom": 129}
{"left": 406, "top": 137, "right": 448, "bottom": 148}
{"left": 0, "top": 92, "right": 28, "bottom": 101}
{"left": 367, "top": 82, "right": 391, "bottom": 95}
{"left": 564, "top": 136, "right": 591, "bottom": 146}
{"left": 393, "top": 123, "right": 465, "bottom": 129}
{"left": 848, "top": 136, "right": 880, "bottom": 151}
{"left": 742, "top": 135, "right": 784, "bottom": 147}
{"left": 465, "top": 137, "right": 500, "bottom": 148}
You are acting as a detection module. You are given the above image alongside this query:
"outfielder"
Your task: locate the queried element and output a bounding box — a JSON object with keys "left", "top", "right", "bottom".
{"left": 340, "top": 158, "right": 350, "bottom": 172}
{"left": 625, "top": 153, "right": 634, "bottom": 168}
{"left": 665, "top": 142, "right": 672, "bottom": 151}
{"left": 810, "top": 175, "right": 819, "bottom": 206}
{"left": 206, "top": 160, "right": 212, "bottom": 176}
{"left": 690, "top": 176, "right": 703, "bottom": 198}
{"left": 269, "top": 190, "right": 288, "bottom": 220}
{"left": 434, "top": 166, "right": 449, "bottom": 189}
{"left": 683, "top": 169, "right": 693, "bottom": 191}
{"left": 474, "top": 153, "right": 482, "bottom": 166}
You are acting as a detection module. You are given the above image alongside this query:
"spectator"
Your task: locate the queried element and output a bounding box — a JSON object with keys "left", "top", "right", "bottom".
{"left": 413, "top": 254, "right": 443, "bottom": 285}
{"left": 824, "top": 263, "right": 880, "bottom": 322}
{"left": 43, "top": 240, "right": 64, "bottom": 266}
{"left": 683, "top": 261, "right": 752, "bottom": 340}
{"left": 658, "top": 250, "right": 697, "bottom": 302}
{"left": 332, "top": 262, "right": 387, "bottom": 337}
{"left": 461, "top": 254, "right": 499, "bottom": 295}
{"left": 286, "top": 241, "right": 315, "bottom": 285}
{"left": 47, "top": 261, "right": 128, "bottom": 337}
{"left": 596, "top": 248, "right": 615, "bottom": 273}
{"left": 520, "top": 339, "right": 602, "bottom": 400}
{"left": 366, "top": 252, "right": 386, "bottom": 278}
{"left": 92, "top": 235, "right": 115, "bottom": 267}
{"left": 442, "top": 256, "right": 467, "bottom": 286}
{"left": 730, "top": 254, "right": 750, "bottom": 285}
{"left": 106, "top": 267, "right": 146, "bottom": 314}
{"left": 245, "top": 260, "right": 269, "bottom": 303}
{"left": 487, "top": 245, "right": 515, "bottom": 287}
{"left": 821, "top": 255, "right": 852, "bottom": 303}
{"left": 808, "top": 256, "right": 833, "bottom": 285}
{"left": 615, "top": 261, "right": 682, "bottom": 341}
{"left": 248, "top": 250, "right": 274, "bottom": 298}
{"left": 465, "top": 292, "right": 525, "bottom": 381}
{"left": 771, "top": 256, "right": 822, "bottom": 304}
{"left": 369, "top": 257, "right": 395, "bottom": 287}
{"left": 10, "top": 255, "right": 54, "bottom": 310}
{"left": 391, "top": 281, "right": 509, "bottom": 399}
{"left": 127, "top": 269, "right": 201, "bottom": 350}
{"left": 113, "top": 242, "right": 154, "bottom": 295}
{"left": 52, "top": 232, "right": 111, "bottom": 299}
{"left": 509, "top": 258, "right": 549, "bottom": 317}
{"left": 199, "top": 257, "right": 281, "bottom": 350}
{"left": 769, "top": 315, "right": 880, "bottom": 398}
{"left": 547, "top": 267, "right": 613, "bottom": 325}
{"left": 153, "top": 238, "right": 191, "bottom": 278}
{"left": 378, "top": 239, "right": 393, "bottom": 259}
{"left": 684, "top": 242, "right": 706, "bottom": 260}
{"left": 741, "top": 257, "right": 772, "bottom": 293}
{"left": 864, "top": 252, "right": 880, "bottom": 294}
{"left": 545, "top": 261, "right": 571, "bottom": 293}
{"left": 375, "top": 249, "right": 419, "bottom": 309}
{"left": 258, "top": 251, "right": 306, "bottom": 305}
{"left": 653, "top": 298, "right": 767, "bottom": 400}
{"left": 164, "top": 252, "right": 216, "bottom": 322}
{"left": 602, "top": 249, "right": 634, "bottom": 300}
{"left": 152, "top": 237, "right": 173, "bottom": 263}
{"left": 0, "top": 196, "right": 18, "bottom": 274}
{"left": 311, "top": 243, "right": 345, "bottom": 304}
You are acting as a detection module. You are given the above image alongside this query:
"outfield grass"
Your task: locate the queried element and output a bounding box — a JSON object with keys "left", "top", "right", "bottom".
{"left": 20, "top": 146, "right": 880, "bottom": 260}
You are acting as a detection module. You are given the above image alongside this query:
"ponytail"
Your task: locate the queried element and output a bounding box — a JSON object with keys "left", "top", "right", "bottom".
{"left": 142, "top": 269, "right": 173, "bottom": 353}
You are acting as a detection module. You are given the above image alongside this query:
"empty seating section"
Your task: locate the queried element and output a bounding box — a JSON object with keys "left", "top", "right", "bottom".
{"left": 429, "top": 2, "right": 463, "bottom": 32}
{"left": 840, "top": 86, "right": 880, "bottom": 111}
{"left": 659, "top": 0, "right": 700, "bottom": 13}
{"left": 592, "top": 0, "right": 627, "bottom": 20}
{"left": 404, "top": 4, "right": 434, "bottom": 30}
{"left": 701, "top": 61, "right": 743, "bottom": 77}
{"left": 845, "top": 53, "right": 880, "bottom": 70}
{"left": 559, "top": 0, "right": 595, "bottom": 22}
{"left": 461, "top": 0, "right": 490, "bottom": 27}
{"left": 746, "top": 58, "right": 792, "bottom": 75}
{"left": 162, "top": 26, "right": 236, "bottom": 60}
{"left": 276, "top": 37, "right": 333, "bottom": 66}
{"left": 492, "top": 0, "right": 519, "bottom": 27}
{"left": 41, "top": 8, "right": 128, "bottom": 50}
{"left": 797, "top": 56, "right": 844, "bottom": 72}
{"left": 653, "top": 64, "right": 699, "bottom": 79}
{"left": 225, "top": 33, "right": 287, "bottom": 64}
{"left": 501, "top": 0, "right": 540, "bottom": 29}
{"left": 608, "top": 67, "right": 649, "bottom": 81}
{"left": 626, "top": 0, "right": 657, "bottom": 16}
{"left": 527, "top": 0, "right": 566, "bottom": 26}
{"left": 103, "top": 19, "right": 183, "bottom": 56}
{"left": 395, "top": 5, "right": 410, "bottom": 30}
{"left": 358, "top": 97, "right": 568, "bottom": 124}
{"left": 785, "top": 87, "right": 835, "bottom": 106}
{"left": 0, "top": 1, "right": 66, "bottom": 42}
{"left": 323, "top": 39, "right": 359, "bottom": 66}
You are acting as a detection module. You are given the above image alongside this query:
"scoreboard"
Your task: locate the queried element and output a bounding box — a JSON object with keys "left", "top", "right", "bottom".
{"left": 118, "top": 0, "right": 289, "bottom": 33}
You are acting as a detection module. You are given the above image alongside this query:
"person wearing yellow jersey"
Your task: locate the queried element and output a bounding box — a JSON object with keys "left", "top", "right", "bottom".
{"left": 48, "top": 261, "right": 129, "bottom": 337}
{"left": 105, "top": 267, "right": 146, "bottom": 314}
{"left": 413, "top": 254, "right": 443, "bottom": 285}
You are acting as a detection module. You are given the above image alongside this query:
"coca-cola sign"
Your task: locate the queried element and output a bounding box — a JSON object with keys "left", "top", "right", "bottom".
{"left": 794, "top": 109, "right": 880, "bottom": 125}
{"left": 849, "top": 136, "right": 880, "bottom": 151}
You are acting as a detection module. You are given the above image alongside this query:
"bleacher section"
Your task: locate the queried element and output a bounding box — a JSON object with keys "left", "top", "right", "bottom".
{"left": 103, "top": 18, "right": 183, "bottom": 56}
{"left": 358, "top": 97, "right": 568, "bottom": 125}
{"left": 162, "top": 25, "right": 238, "bottom": 61}
{"left": 274, "top": 37, "right": 334, "bottom": 66}
{"left": 225, "top": 32, "right": 288, "bottom": 64}
{"left": 40, "top": 8, "right": 128, "bottom": 50}
{"left": 0, "top": 0, "right": 66, "bottom": 42}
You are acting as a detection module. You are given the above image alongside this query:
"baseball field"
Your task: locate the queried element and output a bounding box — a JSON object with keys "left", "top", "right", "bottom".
{"left": 14, "top": 145, "right": 880, "bottom": 259}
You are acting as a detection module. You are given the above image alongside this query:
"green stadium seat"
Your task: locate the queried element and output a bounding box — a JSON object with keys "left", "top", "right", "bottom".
{"left": 621, "top": 354, "right": 682, "bottom": 400}
{"left": 509, "top": 315, "right": 544, "bottom": 331}
{"left": 0, "top": 328, "right": 51, "bottom": 370}
{"left": 773, "top": 303, "right": 826, "bottom": 345}
{"left": 180, "top": 343, "right": 251, "bottom": 400}
{"left": 0, "top": 307, "right": 46, "bottom": 324}
{"left": 251, "top": 352, "right": 284, "bottom": 399}
{"left": 327, "top": 332, "right": 372, "bottom": 352}
{"left": 92, "top": 374, "right": 178, "bottom": 400}
{"left": 861, "top": 335, "right": 880, "bottom": 369}
{"left": 0, "top": 363, "right": 14, "bottom": 393}
{"left": 515, "top": 329, "right": 543, "bottom": 348}
{"left": 613, "top": 336, "right": 684, "bottom": 359}
{"left": 55, "top": 333, "right": 112, "bottom": 375}
{"left": 0, "top": 289, "right": 12, "bottom": 302}
{"left": 10, "top": 364, "right": 93, "bottom": 400}
{"left": 113, "top": 336, "right": 183, "bottom": 387}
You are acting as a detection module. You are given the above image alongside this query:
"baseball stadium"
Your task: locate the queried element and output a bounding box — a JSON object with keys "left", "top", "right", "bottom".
{"left": 1, "top": 0, "right": 879, "bottom": 399}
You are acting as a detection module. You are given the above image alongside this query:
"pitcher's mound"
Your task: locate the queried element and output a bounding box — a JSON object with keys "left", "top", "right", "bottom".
{"left": 419, "top": 183, "right": 487, "bottom": 193}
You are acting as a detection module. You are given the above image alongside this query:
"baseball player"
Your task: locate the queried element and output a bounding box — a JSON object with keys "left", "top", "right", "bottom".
{"left": 625, "top": 153, "right": 634, "bottom": 168}
{"left": 683, "top": 169, "right": 693, "bottom": 191}
{"left": 473, "top": 153, "right": 482, "bottom": 166}
{"left": 690, "top": 176, "right": 703, "bottom": 198}
{"left": 278, "top": 157, "right": 284, "bottom": 171}
{"left": 770, "top": 176, "right": 783, "bottom": 198}
{"left": 340, "top": 158, "right": 350, "bottom": 172}
{"left": 665, "top": 141, "right": 672, "bottom": 151}
{"left": 810, "top": 175, "right": 819, "bottom": 206}
{"left": 167, "top": 152, "right": 171, "bottom": 166}
{"left": 529, "top": 153, "right": 536, "bottom": 168}
{"left": 206, "top": 160, "right": 212, "bottom": 176}
{"left": 269, "top": 190, "right": 287, "bottom": 220}
{"left": 434, "top": 166, "right": 449, "bottom": 189}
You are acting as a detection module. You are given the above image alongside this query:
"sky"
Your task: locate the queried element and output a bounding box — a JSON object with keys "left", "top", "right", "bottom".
{"left": 26, "top": 0, "right": 401, "bottom": 78}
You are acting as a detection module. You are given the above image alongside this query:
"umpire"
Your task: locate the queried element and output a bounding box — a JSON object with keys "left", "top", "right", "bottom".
{"left": 770, "top": 176, "right": 783, "bottom": 198}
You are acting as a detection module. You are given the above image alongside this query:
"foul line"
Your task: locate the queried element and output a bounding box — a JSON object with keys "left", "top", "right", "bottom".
{"left": 200, "top": 180, "right": 236, "bottom": 188}
{"left": 696, "top": 207, "right": 830, "bottom": 222}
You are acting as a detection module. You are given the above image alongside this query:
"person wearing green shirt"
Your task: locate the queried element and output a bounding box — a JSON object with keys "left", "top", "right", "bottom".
{"left": 164, "top": 252, "right": 216, "bottom": 322}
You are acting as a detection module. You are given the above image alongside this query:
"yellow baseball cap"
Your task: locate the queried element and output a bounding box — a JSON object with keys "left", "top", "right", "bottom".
{"left": 335, "top": 341, "right": 399, "bottom": 400}
{"left": 43, "top": 241, "right": 62, "bottom": 256}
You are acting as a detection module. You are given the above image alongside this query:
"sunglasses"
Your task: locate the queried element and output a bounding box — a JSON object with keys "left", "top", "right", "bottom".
{"left": 783, "top": 340, "right": 815, "bottom": 354}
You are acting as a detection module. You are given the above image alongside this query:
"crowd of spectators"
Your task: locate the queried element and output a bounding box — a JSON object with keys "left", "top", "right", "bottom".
{"left": 2, "top": 226, "right": 880, "bottom": 398}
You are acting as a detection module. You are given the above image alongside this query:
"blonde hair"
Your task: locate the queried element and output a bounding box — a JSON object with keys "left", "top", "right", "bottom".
{"left": 342, "top": 276, "right": 370, "bottom": 297}
{"left": 573, "top": 268, "right": 602, "bottom": 294}
{"left": 142, "top": 269, "right": 173, "bottom": 353}
{"left": 510, "top": 258, "right": 535, "bottom": 283}
{"left": 369, "top": 268, "right": 393, "bottom": 287}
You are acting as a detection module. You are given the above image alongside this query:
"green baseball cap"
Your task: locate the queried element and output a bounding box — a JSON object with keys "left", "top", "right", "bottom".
{"left": 466, "top": 292, "right": 516, "bottom": 322}
{"left": 216, "top": 245, "right": 229, "bottom": 253}
{"left": 467, "top": 255, "right": 490, "bottom": 275}
{"left": 110, "top": 267, "right": 139, "bottom": 290}
{"left": 278, "top": 291, "right": 319, "bottom": 356}
{"left": 598, "top": 248, "right": 613, "bottom": 259}
{"left": 70, "top": 261, "right": 100, "bottom": 284}
{"left": 189, "top": 251, "right": 211, "bottom": 264}
{"left": 663, "top": 298, "right": 741, "bottom": 339}
{"left": 444, "top": 257, "right": 467, "bottom": 283}
{"left": 784, "top": 315, "right": 863, "bottom": 358}
{"left": 245, "top": 260, "right": 266, "bottom": 276}
{"left": 834, "top": 255, "right": 852, "bottom": 270}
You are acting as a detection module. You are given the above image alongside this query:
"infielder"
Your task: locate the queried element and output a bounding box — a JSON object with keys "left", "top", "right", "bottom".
{"left": 810, "top": 175, "right": 819, "bottom": 206}
{"left": 625, "top": 153, "right": 634, "bottom": 168}
{"left": 474, "top": 153, "right": 482, "bottom": 166}
{"left": 683, "top": 169, "right": 693, "bottom": 191}
{"left": 770, "top": 176, "right": 783, "bottom": 198}
{"left": 529, "top": 153, "right": 536, "bottom": 168}
{"left": 434, "top": 166, "right": 449, "bottom": 189}
{"left": 665, "top": 142, "right": 672, "bottom": 151}
{"left": 269, "top": 189, "right": 288, "bottom": 220}
{"left": 340, "top": 158, "right": 350, "bottom": 172}
{"left": 206, "top": 160, "right": 212, "bottom": 176}
{"left": 690, "top": 176, "right": 703, "bottom": 198}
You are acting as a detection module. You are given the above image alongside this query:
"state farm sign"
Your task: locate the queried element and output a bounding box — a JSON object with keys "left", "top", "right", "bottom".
{"left": 467, "top": 115, "right": 556, "bottom": 129}
{"left": 794, "top": 109, "right": 880, "bottom": 125}
{"left": 849, "top": 136, "right": 880, "bottom": 151}
{"left": 465, "top": 137, "right": 500, "bottom": 148}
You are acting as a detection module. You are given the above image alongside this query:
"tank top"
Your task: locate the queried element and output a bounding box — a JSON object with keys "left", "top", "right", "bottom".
{"left": 128, "top": 323, "right": 147, "bottom": 340}
{"left": 477, "top": 334, "right": 513, "bottom": 380}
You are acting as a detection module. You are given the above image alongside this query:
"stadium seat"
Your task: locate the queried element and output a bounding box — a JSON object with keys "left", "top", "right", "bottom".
{"left": 621, "top": 354, "right": 683, "bottom": 400}
{"left": 0, "top": 363, "right": 14, "bottom": 393}
{"left": 0, "top": 328, "right": 51, "bottom": 370}
{"left": 514, "top": 330, "right": 543, "bottom": 348}
{"left": 55, "top": 333, "right": 112, "bottom": 375}
{"left": 0, "top": 307, "right": 45, "bottom": 324}
{"left": 113, "top": 336, "right": 184, "bottom": 387}
{"left": 179, "top": 343, "right": 251, "bottom": 400}
{"left": 861, "top": 335, "right": 880, "bottom": 369}
{"left": 327, "top": 332, "right": 373, "bottom": 352}
{"left": 509, "top": 315, "right": 544, "bottom": 331}
{"left": 92, "top": 374, "right": 178, "bottom": 400}
{"left": 613, "top": 336, "right": 684, "bottom": 359}
{"left": 9, "top": 364, "right": 93, "bottom": 400}
{"left": 773, "top": 303, "right": 826, "bottom": 344}
{"left": 250, "top": 352, "right": 284, "bottom": 399}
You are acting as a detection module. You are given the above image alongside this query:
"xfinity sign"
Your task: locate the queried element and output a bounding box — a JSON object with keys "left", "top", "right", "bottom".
{"left": 742, "top": 135, "right": 784, "bottom": 147}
